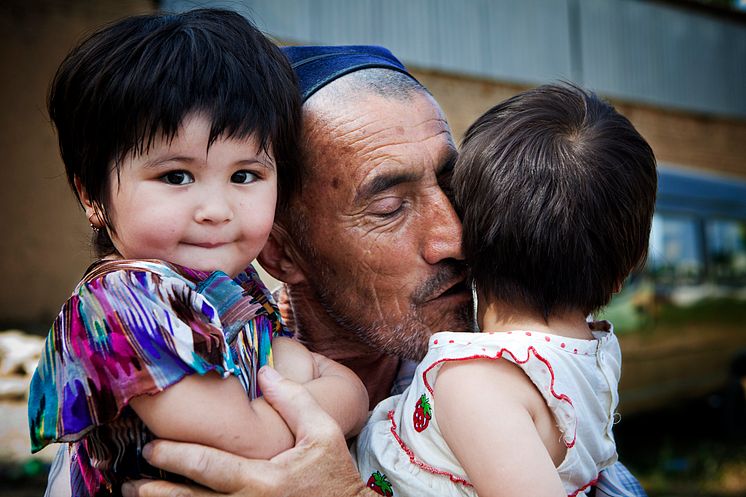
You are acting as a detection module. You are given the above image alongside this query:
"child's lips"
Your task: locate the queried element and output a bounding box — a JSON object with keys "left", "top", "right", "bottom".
{"left": 186, "top": 241, "right": 229, "bottom": 249}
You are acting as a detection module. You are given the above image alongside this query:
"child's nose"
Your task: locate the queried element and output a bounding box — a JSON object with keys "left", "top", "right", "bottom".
{"left": 195, "top": 196, "right": 234, "bottom": 224}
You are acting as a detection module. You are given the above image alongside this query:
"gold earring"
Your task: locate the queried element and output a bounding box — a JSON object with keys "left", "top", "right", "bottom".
{"left": 88, "top": 214, "right": 101, "bottom": 233}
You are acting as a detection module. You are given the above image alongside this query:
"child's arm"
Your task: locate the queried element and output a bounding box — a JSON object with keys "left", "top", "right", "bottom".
{"left": 130, "top": 337, "right": 368, "bottom": 460}
{"left": 272, "top": 337, "right": 370, "bottom": 436}
{"left": 434, "top": 358, "right": 566, "bottom": 497}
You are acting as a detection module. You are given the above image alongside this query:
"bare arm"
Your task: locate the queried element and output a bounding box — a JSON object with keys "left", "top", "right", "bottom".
{"left": 435, "top": 358, "right": 566, "bottom": 497}
{"left": 273, "top": 337, "right": 369, "bottom": 436}
{"left": 131, "top": 337, "right": 368, "bottom": 459}
{"left": 122, "top": 367, "right": 377, "bottom": 497}
{"left": 130, "top": 371, "right": 294, "bottom": 459}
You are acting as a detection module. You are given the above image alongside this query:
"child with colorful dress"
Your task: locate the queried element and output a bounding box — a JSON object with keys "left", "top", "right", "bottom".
{"left": 27, "top": 9, "right": 368, "bottom": 497}
{"left": 355, "top": 83, "right": 657, "bottom": 497}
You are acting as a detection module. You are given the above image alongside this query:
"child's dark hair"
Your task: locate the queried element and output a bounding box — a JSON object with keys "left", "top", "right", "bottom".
{"left": 453, "top": 83, "right": 657, "bottom": 318}
{"left": 49, "top": 8, "right": 301, "bottom": 257}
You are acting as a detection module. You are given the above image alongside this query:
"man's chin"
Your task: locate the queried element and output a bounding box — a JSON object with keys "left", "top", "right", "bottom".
{"left": 389, "top": 302, "right": 476, "bottom": 362}
{"left": 420, "top": 295, "right": 475, "bottom": 334}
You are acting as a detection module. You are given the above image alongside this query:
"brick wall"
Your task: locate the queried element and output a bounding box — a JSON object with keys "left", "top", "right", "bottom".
{"left": 414, "top": 68, "right": 746, "bottom": 179}
{"left": 0, "top": 1, "right": 156, "bottom": 329}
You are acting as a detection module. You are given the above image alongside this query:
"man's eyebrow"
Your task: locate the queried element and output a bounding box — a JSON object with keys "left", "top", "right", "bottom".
{"left": 436, "top": 151, "right": 457, "bottom": 177}
{"left": 355, "top": 171, "right": 420, "bottom": 203}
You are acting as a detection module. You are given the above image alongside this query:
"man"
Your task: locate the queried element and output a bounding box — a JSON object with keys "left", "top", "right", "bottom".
{"left": 258, "top": 46, "right": 474, "bottom": 409}
{"left": 53, "top": 45, "right": 645, "bottom": 497}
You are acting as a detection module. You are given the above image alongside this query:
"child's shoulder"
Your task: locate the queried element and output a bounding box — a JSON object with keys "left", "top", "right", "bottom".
{"left": 80, "top": 258, "right": 204, "bottom": 286}
{"left": 60, "top": 259, "right": 200, "bottom": 314}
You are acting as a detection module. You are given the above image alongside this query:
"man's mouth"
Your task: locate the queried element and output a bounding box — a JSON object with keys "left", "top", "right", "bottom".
{"left": 428, "top": 278, "right": 471, "bottom": 303}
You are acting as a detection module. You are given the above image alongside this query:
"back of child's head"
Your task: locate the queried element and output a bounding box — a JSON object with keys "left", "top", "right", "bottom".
{"left": 453, "top": 83, "right": 657, "bottom": 318}
{"left": 49, "top": 8, "right": 301, "bottom": 257}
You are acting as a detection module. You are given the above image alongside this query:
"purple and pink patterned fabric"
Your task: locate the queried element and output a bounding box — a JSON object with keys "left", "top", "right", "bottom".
{"left": 28, "top": 259, "right": 287, "bottom": 497}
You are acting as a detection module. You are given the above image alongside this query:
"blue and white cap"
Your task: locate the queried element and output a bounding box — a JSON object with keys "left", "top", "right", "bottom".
{"left": 281, "top": 45, "right": 418, "bottom": 102}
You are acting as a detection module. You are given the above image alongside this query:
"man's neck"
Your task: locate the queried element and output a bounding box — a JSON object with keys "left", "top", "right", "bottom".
{"left": 282, "top": 284, "right": 401, "bottom": 408}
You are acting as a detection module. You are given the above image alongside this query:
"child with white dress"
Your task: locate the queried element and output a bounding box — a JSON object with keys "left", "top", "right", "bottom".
{"left": 28, "top": 10, "right": 368, "bottom": 497}
{"left": 356, "top": 83, "right": 657, "bottom": 497}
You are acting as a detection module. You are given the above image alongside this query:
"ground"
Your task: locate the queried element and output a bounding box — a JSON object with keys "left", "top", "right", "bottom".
{"left": 615, "top": 387, "right": 746, "bottom": 496}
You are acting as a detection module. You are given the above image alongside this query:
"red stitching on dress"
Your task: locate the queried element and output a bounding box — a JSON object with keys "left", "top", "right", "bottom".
{"left": 421, "top": 346, "right": 577, "bottom": 447}
{"left": 568, "top": 474, "right": 600, "bottom": 497}
{"left": 387, "top": 410, "right": 474, "bottom": 488}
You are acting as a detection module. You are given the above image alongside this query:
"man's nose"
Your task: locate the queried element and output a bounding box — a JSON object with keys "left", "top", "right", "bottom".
{"left": 422, "top": 190, "right": 464, "bottom": 264}
{"left": 195, "top": 193, "right": 234, "bottom": 224}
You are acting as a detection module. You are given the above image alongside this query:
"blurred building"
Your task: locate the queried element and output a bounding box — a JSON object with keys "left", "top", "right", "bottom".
{"left": 2, "top": 0, "right": 745, "bottom": 390}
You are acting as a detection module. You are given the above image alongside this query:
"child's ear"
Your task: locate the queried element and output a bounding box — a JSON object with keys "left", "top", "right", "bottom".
{"left": 258, "top": 224, "right": 307, "bottom": 285}
{"left": 74, "top": 176, "right": 104, "bottom": 229}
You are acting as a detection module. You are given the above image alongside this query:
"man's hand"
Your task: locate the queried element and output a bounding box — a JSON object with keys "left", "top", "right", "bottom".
{"left": 122, "top": 367, "right": 374, "bottom": 497}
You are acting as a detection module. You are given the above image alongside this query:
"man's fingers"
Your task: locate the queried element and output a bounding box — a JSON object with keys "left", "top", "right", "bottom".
{"left": 258, "top": 366, "right": 341, "bottom": 442}
{"left": 140, "top": 440, "right": 274, "bottom": 493}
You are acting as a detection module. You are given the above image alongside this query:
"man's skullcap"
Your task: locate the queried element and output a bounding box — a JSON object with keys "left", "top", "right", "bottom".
{"left": 281, "top": 45, "right": 418, "bottom": 102}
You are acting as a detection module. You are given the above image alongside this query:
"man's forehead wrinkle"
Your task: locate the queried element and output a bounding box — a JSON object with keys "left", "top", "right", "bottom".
{"left": 310, "top": 91, "right": 449, "bottom": 139}
{"left": 350, "top": 119, "right": 450, "bottom": 149}
{"left": 330, "top": 122, "right": 453, "bottom": 174}
{"left": 359, "top": 136, "right": 456, "bottom": 181}
{"left": 356, "top": 126, "right": 453, "bottom": 162}
{"left": 308, "top": 112, "right": 449, "bottom": 168}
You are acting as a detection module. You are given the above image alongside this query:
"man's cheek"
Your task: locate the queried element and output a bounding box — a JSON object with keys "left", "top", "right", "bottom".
{"left": 363, "top": 236, "right": 413, "bottom": 276}
{"left": 366, "top": 286, "right": 410, "bottom": 321}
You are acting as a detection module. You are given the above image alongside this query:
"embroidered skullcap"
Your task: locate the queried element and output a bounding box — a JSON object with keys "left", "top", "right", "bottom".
{"left": 281, "top": 45, "right": 418, "bottom": 102}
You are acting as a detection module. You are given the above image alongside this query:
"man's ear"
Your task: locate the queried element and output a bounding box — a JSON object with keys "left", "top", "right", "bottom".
{"left": 259, "top": 224, "right": 307, "bottom": 285}
{"left": 74, "top": 176, "right": 104, "bottom": 229}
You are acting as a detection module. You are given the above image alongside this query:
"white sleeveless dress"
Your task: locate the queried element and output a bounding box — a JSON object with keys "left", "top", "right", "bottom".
{"left": 355, "top": 326, "right": 621, "bottom": 497}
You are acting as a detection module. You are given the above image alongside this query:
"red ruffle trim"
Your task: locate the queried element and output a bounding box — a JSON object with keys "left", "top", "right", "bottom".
{"left": 422, "top": 345, "right": 577, "bottom": 447}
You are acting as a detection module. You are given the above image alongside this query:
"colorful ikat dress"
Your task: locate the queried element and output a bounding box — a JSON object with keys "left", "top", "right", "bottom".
{"left": 28, "top": 259, "right": 288, "bottom": 497}
{"left": 355, "top": 325, "right": 621, "bottom": 497}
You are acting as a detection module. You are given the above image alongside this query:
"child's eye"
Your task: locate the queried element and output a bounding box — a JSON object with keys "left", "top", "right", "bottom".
{"left": 161, "top": 171, "right": 194, "bottom": 185}
{"left": 231, "top": 170, "right": 258, "bottom": 184}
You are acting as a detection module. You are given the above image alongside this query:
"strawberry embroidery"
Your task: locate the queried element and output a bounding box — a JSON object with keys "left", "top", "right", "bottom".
{"left": 413, "top": 394, "right": 432, "bottom": 432}
{"left": 367, "top": 471, "right": 394, "bottom": 496}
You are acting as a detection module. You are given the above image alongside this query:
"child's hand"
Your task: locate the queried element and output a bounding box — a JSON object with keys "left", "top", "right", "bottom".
{"left": 271, "top": 337, "right": 369, "bottom": 438}
{"left": 272, "top": 337, "right": 318, "bottom": 384}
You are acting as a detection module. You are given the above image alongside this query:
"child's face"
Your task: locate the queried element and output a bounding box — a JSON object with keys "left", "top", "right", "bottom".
{"left": 101, "top": 113, "right": 277, "bottom": 277}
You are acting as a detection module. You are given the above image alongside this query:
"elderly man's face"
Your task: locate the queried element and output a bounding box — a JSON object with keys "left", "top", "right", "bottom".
{"left": 294, "top": 91, "right": 472, "bottom": 361}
